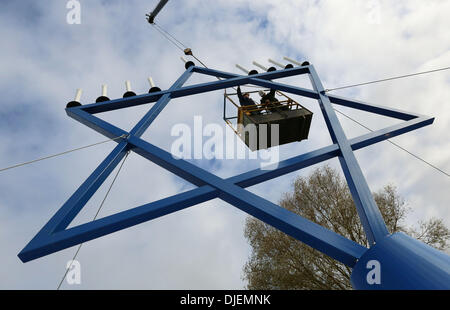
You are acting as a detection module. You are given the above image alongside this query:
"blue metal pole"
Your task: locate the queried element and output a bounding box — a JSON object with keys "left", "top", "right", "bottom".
{"left": 127, "top": 135, "right": 367, "bottom": 266}
{"left": 130, "top": 66, "right": 194, "bottom": 138}
{"left": 308, "top": 65, "right": 389, "bottom": 246}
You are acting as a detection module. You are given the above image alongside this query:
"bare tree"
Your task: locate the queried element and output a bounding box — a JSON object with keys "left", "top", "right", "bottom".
{"left": 243, "top": 165, "right": 449, "bottom": 290}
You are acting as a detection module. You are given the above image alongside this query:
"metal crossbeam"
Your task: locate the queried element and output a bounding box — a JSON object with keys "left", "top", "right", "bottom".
{"left": 18, "top": 65, "right": 434, "bottom": 272}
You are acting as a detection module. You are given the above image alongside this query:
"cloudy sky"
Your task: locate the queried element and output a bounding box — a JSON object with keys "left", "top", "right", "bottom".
{"left": 0, "top": 0, "right": 449, "bottom": 289}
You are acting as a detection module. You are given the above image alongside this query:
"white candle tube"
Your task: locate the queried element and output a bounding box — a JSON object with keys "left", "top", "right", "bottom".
{"left": 235, "top": 64, "right": 249, "bottom": 74}
{"left": 74, "top": 88, "right": 82, "bottom": 102}
{"left": 148, "top": 77, "right": 155, "bottom": 88}
{"left": 125, "top": 81, "right": 132, "bottom": 92}
{"left": 268, "top": 58, "right": 285, "bottom": 68}
{"left": 101, "top": 84, "right": 108, "bottom": 96}
{"left": 283, "top": 56, "right": 302, "bottom": 66}
{"left": 252, "top": 61, "right": 268, "bottom": 71}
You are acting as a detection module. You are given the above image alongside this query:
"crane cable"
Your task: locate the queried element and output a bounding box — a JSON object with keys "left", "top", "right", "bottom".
{"left": 152, "top": 22, "right": 230, "bottom": 85}
{"left": 153, "top": 22, "right": 210, "bottom": 69}
{"left": 152, "top": 22, "right": 186, "bottom": 53}
{"left": 56, "top": 150, "right": 130, "bottom": 290}
{"left": 150, "top": 21, "right": 450, "bottom": 180}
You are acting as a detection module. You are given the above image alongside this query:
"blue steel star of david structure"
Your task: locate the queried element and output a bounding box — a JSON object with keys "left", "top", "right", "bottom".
{"left": 18, "top": 64, "right": 450, "bottom": 289}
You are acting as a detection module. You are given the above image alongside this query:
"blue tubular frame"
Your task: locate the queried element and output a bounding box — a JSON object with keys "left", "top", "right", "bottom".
{"left": 19, "top": 64, "right": 446, "bottom": 288}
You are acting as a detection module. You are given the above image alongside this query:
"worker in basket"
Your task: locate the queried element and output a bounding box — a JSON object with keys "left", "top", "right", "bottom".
{"left": 259, "top": 89, "right": 290, "bottom": 113}
{"left": 237, "top": 86, "right": 260, "bottom": 115}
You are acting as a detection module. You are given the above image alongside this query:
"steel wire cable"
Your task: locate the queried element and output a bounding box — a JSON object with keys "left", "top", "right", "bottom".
{"left": 56, "top": 151, "right": 130, "bottom": 290}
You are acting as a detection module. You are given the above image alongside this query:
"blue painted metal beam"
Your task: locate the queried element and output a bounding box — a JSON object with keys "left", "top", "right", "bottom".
{"left": 130, "top": 66, "right": 194, "bottom": 138}
{"left": 67, "top": 108, "right": 128, "bottom": 139}
{"left": 308, "top": 66, "right": 389, "bottom": 245}
{"left": 350, "top": 115, "right": 433, "bottom": 149}
{"left": 78, "top": 76, "right": 250, "bottom": 114}
{"left": 79, "top": 66, "right": 309, "bottom": 114}
{"left": 126, "top": 135, "right": 366, "bottom": 267}
{"left": 328, "top": 94, "right": 418, "bottom": 121}
{"left": 193, "top": 65, "right": 310, "bottom": 80}
{"left": 248, "top": 78, "right": 419, "bottom": 121}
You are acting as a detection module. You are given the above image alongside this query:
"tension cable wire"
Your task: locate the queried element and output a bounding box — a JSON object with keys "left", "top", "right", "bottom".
{"left": 56, "top": 151, "right": 130, "bottom": 290}
{"left": 0, "top": 135, "right": 127, "bottom": 173}
{"left": 325, "top": 67, "right": 450, "bottom": 92}
{"left": 334, "top": 108, "right": 449, "bottom": 178}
